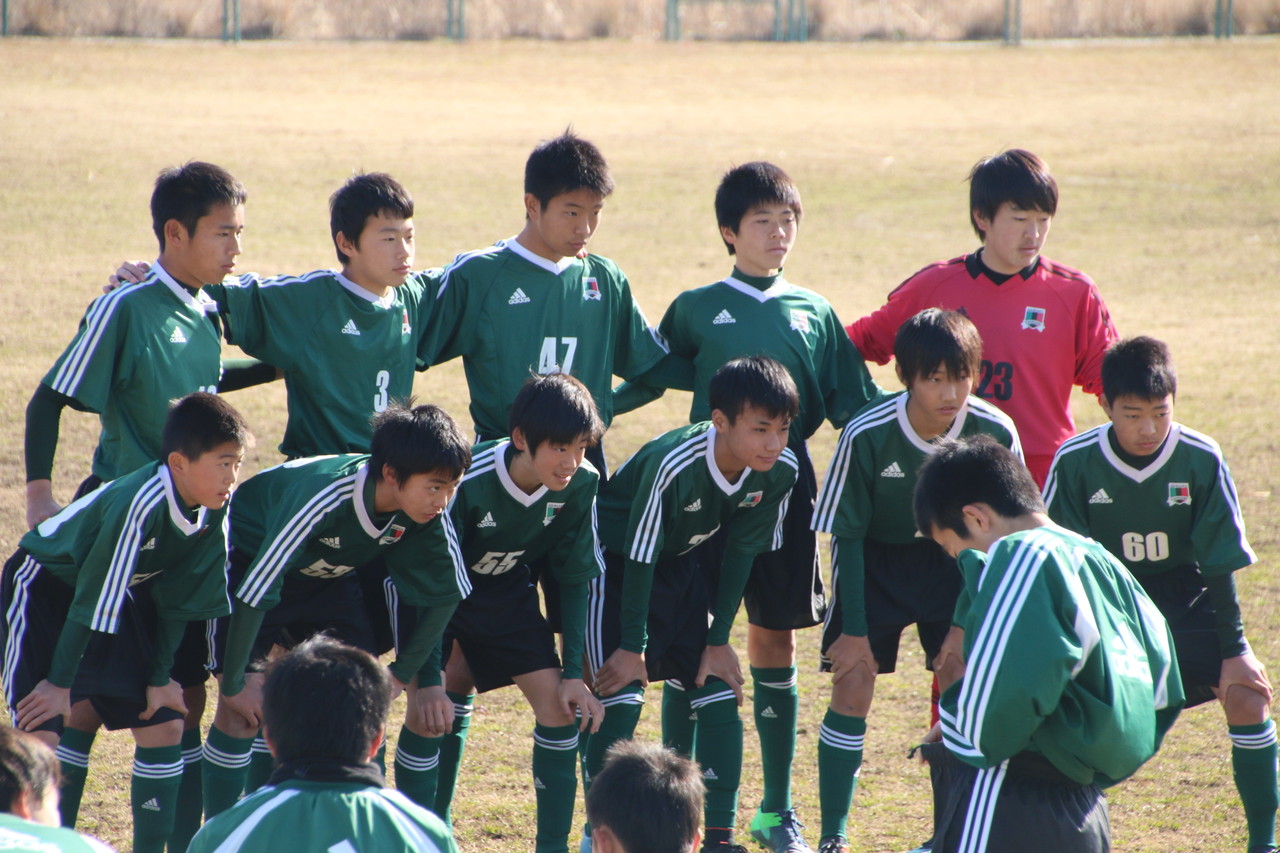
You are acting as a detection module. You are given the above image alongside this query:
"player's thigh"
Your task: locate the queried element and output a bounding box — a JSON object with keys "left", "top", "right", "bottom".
{"left": 514, "top": 667, "right": 576, "bottom": 726}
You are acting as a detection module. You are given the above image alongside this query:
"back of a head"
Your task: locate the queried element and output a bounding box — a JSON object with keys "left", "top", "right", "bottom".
{"left": 151, "top": 161, "right": 246, "bottom": 251}
{"left": 913, "top": 435, "right": 1044, "bottom": 539}
{"left": 893, "top": 308, "right": 982, "bottom": 386}
{"left": 369, "top": 400, "right": 472, "bottom": 484}
{"left": 708, "top": 355, "right": 799, "bottom": 424}
{"left": 329, "top": 172, "right": 414, "bottom": 264}
{"left": 1101, "top": 336, "right": 1177, "bottom": 406}
{"left": 0, "top": 726, "right": 59, "bottom": 819}
{"left": 585, "top": 741, "right": 704, "bottom": 853}
{"left": 262, "top": 636, "right": 391, "bottom": 766}
{"left": 714, "top": 161, "right": 803, "bottom": 254}
{"left": 508, "top": 372, "right": 604, "bottom": 452}
{"left": 160, "top": 392, "right": 254, "bottom": 462}
{"left": 525, "top": 130, "right": 615, "bottom": 209}
{"left": 968, "top": 148, "right": 1058, "bottom": 239}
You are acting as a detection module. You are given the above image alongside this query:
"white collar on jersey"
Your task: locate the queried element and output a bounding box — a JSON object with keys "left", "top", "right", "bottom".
{"left": 334, "top": 269, "right": 397, "bottom": 308}
{"left": 721, "top": 275, "right": 793, "bottom": 303}
{"left": 505, "top": 235, "right": 580, "bottom": 275}
{"left": 894, "top": 393, "right": 972, "bottom": 455}
{"left": 159, "top": 464, "right": 207, "bottom": 535}
{"left": 152, "top": 259, "right": 219, "bottom": 313}
{"left": 493, "top": 440, "right": 551, "bottom": 506}
{"left": 351, "top": 463, "right": 399, "bottom": 538}
{"left": 704, "top": 428, "right": 749, "bottom": 495}
{"left": 1099, "top": 423, "right": 1183, "bottom": 483}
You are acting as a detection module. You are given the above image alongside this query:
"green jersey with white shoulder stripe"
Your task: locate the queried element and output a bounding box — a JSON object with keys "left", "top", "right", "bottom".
{"left": 423, "top": 239, "right": 667, "bottom": 437}
{"left": 1043, "top": 423, "right": 1256, "bottom": 578}
{"left": 208, "top": 268, "right": 440, "bottom": 458}
{"left": 42, "top": 261, "right": 223, "bottom": 480}
{"left": 0, "top": 814, "right": 116, "bottom": 852}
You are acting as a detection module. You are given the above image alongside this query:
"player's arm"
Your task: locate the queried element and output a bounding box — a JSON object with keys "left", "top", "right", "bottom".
{"left": 219, "top": 357, "right": 280, "bottom": 392}
{"left": 821, "top": 309, "right": 887, "bottom": 426}
{"left": 417, "top": 258, "right": 473, "bottom": 368}
{"left": 592, "top": 555, "right": 655, "bottom": 697}
{"left": 1071, "top": 281, "right": 1120, "bottom": 396}
{"left": 24, "top": 383, "right": 96, "bottom": 527}
{"left": 610, "top": 271, "right": 670, "bottom": 382}
{"left": 1204, "top": 573, "right": 1272, "bottom": 704}
{"left": 390, "top": 602, "right": 458, "bottom": 688}
{"left": 612, "top": 354, "right": 698, "bottom": 415}
{"left": 845, "top": 277, "right": 922, "bottom": 365}
{"left": 824, "top": 535, "right": 879, "bottom": 685}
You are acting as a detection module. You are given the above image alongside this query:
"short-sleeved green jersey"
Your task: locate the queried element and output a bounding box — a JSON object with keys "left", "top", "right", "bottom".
{"left": 0, "top": 814, "right": 115, "bottom": 852}
{"left": 230, "top": 455, "right": 466, "bottom": 612}
{"left": 20, "top": 461, "right": 231, "bottom": 631}
{"left": 659, "top": 274, "right": 882, "bottom": 443}
{"left": 188, "top": 779, "right": 456, "bottom": 853}
{"left": 451, "top": 440, "right": 603, "bottom": 586}
{"left": 209, "top": 269, "right": 439, "bottom": 458}
{"left": 1043, "top": 423, "right": 1256, "bottom": 579}
{"left": 941, "top": 525, "right": 1183, "bottom": 786}
{"left": 423, "top": 239, "right": 668, "bottom": 436}
{"left": 42, "top": 261, "right": 222, "bottom": 480}
{"left": 812, "top": 392, "right": 1022, "bottom": 544}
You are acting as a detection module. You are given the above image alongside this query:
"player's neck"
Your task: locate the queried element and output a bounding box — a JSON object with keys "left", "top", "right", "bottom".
{"left": 904, "top": 395, "right": 954, "bottom": 441}
{"left": 157, "top": 253, "right": 205, "bottom": 293}
{"left": 506, "top": 449, "right": 543, "bottom": 495}
{"left": 515, "top": 226, "right": 566, "bottom": 264}
{"left": 341, "top": 266, "right": 393, "bottom": 299}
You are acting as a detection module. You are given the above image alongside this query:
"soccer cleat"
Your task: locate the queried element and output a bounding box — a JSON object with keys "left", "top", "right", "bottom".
{"left": 749, "top": 808, "right": 812, "bottom": 852}
{"left": 817, "top": 838, "right": 849, "bottom": 853}
{"left": 579, "top": 831, "right": 592, "bottom": 853}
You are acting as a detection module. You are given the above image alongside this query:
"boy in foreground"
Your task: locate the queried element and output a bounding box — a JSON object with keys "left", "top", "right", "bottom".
{"left": 0, "top": 726, "right": 116, "bottom": 852}
{"left": 586, "top": 356, "right": 801, "bottom": 853}
{"left": 808, "top": 309, "right": 1021, "bottom": 853}
{"left": 586, "top": 741, "right": 705, "bottom": 853}
{"left": 913, "top": 436, "right": 1183, "bottom": 853}
{"left": 189, "top": 637, "right": 456, "bottom": 852}
{"left": 3, "top": 393, "right": 253, "bottom": 853}
{"left": 1044, "top": 336, "right": 1277, "bottom": 853}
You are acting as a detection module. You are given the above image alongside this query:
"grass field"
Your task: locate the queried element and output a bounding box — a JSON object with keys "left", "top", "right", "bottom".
{"left": 0, "top": 35, "right": 1277, "bottom": 852}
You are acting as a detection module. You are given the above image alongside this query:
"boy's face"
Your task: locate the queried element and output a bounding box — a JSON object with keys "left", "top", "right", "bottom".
{"left": 340, "top": 213, "right": 414, "bottom": 293}
{"left": 1101, "top": 393, "right": 1174, "bottom": 457}
{"left": 973, "top": 202, "right": 1051, "bottom": 276}
{"left": 383, "top": 467, "right": 460, "bottom": 524}
{"left": 527, "top": 435, "right": 591, "bottom": 492}
{"left": 903, "top": 365, "right": 972, "bottom": 438}
{"left": 165, "top": 202, "right": 245, "bottom": 286}
{"left": 711, "top": 403, "right": 790, "bottom": 474}
{"left": 721, "top": 204, "right": 798, "bottom": 278}
{"left": 929, "top": 503, "right": 1000, "bottom": 558}
{"left": 170, "top": 439, "right": 245, "bottom": 510}
{"left": 522, "top": 188, "right": 604, "bottom": 262}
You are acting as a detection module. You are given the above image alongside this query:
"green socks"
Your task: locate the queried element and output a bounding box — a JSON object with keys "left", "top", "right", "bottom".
{"left": 818, "top": 709, "right": 866, "bottom": 840}
{"left": 533, "top": 723, "right": 580, "bottom": 853}
{"left": 691, "top": 680, "right": 743, "bottom": 836}
{"left": 132, "top": 744, "right": 183, "bottom": 853}
{"left": 752, "top": 665, "right": 799, "bottom": 813}
{"left": 168, "top": 728, "right": 203, "bottom": 853}
{"left": 244, "top": 736, "right": 274, "bottom": 794}
{"left": 394, "top": 727, "right": 443, "bottom": 809}
{"left": 55, "top": 726, "right": 95, "bottom": 827}
{"left": 201, "top": 725, "right": 253, "bottom": 819}
{"left": 584, "top": 686, "right": 646, "bottom": 791}
{"left": 1231, "top": 719, "right": 1279, "bottom": 848}
{"left": 433, "top": 691, "right": 474, "bottom": 824}
{"left": 661, "top": 679, "right": 696, "bottom": 758}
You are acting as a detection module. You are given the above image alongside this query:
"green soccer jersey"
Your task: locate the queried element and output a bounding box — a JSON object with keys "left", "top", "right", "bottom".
{"left": 597, "top": 422, "right": 798, "bottom": 651}
{"left": 42, "top": 261, "right": 223, "bottom": 480}
{"left": 423, "top": 239, "right": 668, "bottom": 437}
{"left": 209, "top": 268, "right": 440, "bottom": 457}
{"left": 0, "top": 814, "right": 116, "bottom": 852}
{"left": 1043, "top": 423, "right": 1256, "bottom": 578}
{"left": 941, "top": 525, "right": 1184, "bottom": 786}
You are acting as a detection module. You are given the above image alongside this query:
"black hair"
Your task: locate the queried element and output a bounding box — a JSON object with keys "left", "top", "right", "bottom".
{"left": 151, "top": 161, "right": 246, "bottom": 251}
{"left": 913, "top": 435, "right": 1044, "bottom": 539}
{"left": 369, "top": 400, "right": 471, "bottom": 484}
{"left": 894, "top": 308, "right": 983, "bottom": 387}
{"left": 161, "top": 392, "right": 254, "bottom": 462}
{"left": 1101, "top": 336, "right": 1177, "bottom": 406}
{"left": 0, "top": 727, "right": 59, "bottom": 816}
{"left": 714, "top": 161, "right": 803, "bottom": 255}
{"left": 708, "top": 356, "right": 799, "bottom": 424}
{"left": 508, "top": 372, "right": 604, "bottom": 453}
{"left": 262, "top": 636, "right": 391, "bottom": 766}
{"left": 329, "top": 172, "right": 415, "bottom": 265}
{"left": 524, "top": 130, "right": 615, "bottom": 210}
{"left": 585, "top": 741, "right": 704, "bottom": 853}
{"left": 968, "top": 149, "right": 1058, "bottom": 240}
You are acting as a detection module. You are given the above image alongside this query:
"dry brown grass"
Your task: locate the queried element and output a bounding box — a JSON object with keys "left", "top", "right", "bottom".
{"left": 0, "top": 35, "right": 1278, "bottom": 852}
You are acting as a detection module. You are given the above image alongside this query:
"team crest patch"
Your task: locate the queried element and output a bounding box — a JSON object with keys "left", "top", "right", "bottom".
{"left": 1167, "top": 483, "right": 1192, "bottom": 506}
{"left": 789, "top": 309, "right": 811, "bottom": 334}
{"left": 583, "top": 277, "right": 602, "bottom": 301}
{"left": 543, "top": 503, "right": 565, "bottom": 526}
{"left": 1021, "top": 307, "right": 1046, "bottom": 331}
{"left": 738, "top": 490, "right": 763, "bottom": 508}
{"left": 379, "top": 524, "right": 407, "bottom": 545}
{"left": 401, "top": 308, "right": 412, "bottom": 336}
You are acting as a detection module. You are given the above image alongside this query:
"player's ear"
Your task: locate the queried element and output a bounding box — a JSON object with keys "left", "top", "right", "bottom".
{"left": 511, "top": 427, "right": 529, "bottom": 453}
{"left": 335, "top": 230, "right": 359, "bottom": 259}
{"left": 895, "top": 362, "right": 908, "bottom": 387}
{"left": 163, "top": 218, "right": 187, "bottom": 249}
{"left": 167, "top": 450, "right": 189, "bottom": 477}
{"left": 710, "top": 408, "right": 731, "bottom": 434}
{"left": 381, "top": 464, "right": 401, "bottom": 488}
{"left": 523, "top": 193, "right": 542, "bottom": 221}
{"left": 961, "top": 503, "right": 990, "bottom": 537}
{"left": 367, "top": 726, "right": 386, "bottom": 761}
{"left": 719, "top": 223, "right": 739, "bottom": 249}
{"left": 1097, "top": 395, "right": 1113, "bottom": 418}
{"left": 972, "top": 208, "right": 991, "bottom": 238}
{"left": 590, "top": 826, "right": 619, "bottom": 853}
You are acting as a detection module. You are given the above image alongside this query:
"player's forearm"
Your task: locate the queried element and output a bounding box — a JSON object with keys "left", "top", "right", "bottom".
{"left": 611, "top": 379, "right": 666, "bottom": 416}
{"left": 1205, "top": 571, "right": 1249, "bottom": 658}
{"left": 219, "top": 358, "right": 279, "bottom": 393}
{"left": 619, "top": 557, "right": 654, "bottom": 653}
{"left": 220, "top": 604, "right": 266, "bottom": 696}
{"left": 707, "top": 549, "right": 755, "bottom": 646}
{"left": 148, "top": 617, "right": 188, "bottom": 687}
{"left": 47, "top": 620, "right": 94, "bottom": 689}
{"left": 835, "top": 535, "right": 870, "bottom": 636}
{"left": 389, "top": 603, "right": 454, "bottom": 687}
{"left": 25, "top": 383, "right": 69, "bottom": 483}
{"left": 557, "top": 580, "right": 590, "bottom": 680}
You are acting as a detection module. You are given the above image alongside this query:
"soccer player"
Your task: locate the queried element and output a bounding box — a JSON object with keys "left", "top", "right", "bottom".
{"left": 612, "top": 162, "right": 882, "bottom": 853}
{"left": 808, "top": 309, "right": 1021, "bottom": 853}
{"left": 913, "top": 436, "right": 1183, "bottom": 853}
{"left": 0, "top": 726, "right": 116, "bottom": 852}
{"left": 586, "top": 741, "right": 705, "bottom": 853}
{"left": 391, "top": 372, "right": 605, "bottom": 853}
{"left": 585, "top": 356, "right": 801, "bottom": 853}
{"left": 188, "top": 637, "right": 457, "bottom": 853}
{"left": 1043, "top": 336, "right": 1277, "bottom": 853}
{"left": 847, "top": 149, "right": 1118, "bottom": 487}
{"left": 200, "top": 402, "right": 470, "bottom": 821}
{"left": 3, "top": 393, "right": 253, "bottom": 853}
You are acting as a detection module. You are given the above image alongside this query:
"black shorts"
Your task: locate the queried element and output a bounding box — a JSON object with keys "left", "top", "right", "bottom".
{"left": 1137, "top": 564, "right": 1229, "bottom": 708}
{"left": 587, "top": 549, "right": 710, "bottom": 688}
{"left": 439, "top": 570, "right": 561, "bottom": 693}
{"left": 922, "top": 742, "right": 1110, "bottom": 853}
{"left": 821, "top": 538, "right": 960, "bottom": 674}
{"left": 2, "top": 550, "right": 183, "bottom": 733}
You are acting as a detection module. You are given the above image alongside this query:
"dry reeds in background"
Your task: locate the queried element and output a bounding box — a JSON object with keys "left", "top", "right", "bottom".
{"left": 5, "top": 0, "right": 1279, "bottom": 39}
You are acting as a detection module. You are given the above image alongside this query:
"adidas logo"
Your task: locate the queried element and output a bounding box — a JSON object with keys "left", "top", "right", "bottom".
{"left": 341, "top": 319, "right": 360, "bottom": 336}
{"left": 683, "top": 499, "right": 702, "bottom": 512}
{"left": 141, "top": 798, "right": 161, "bottom": 812}
{"left": 508, "top": 288, "right": 531, "bottom": 305}
{"left": 169, "top": 327, "right": 187, "bottom": 343}
{"left": 533, "top": 776, "right": 545, "bottom": 790}
{"left": 140, "top": 538, "right": 157, "bottom": 551}
{"left": 478, "top": 512, "right": 497, "bottom": 528}
{"left": 761, "top": 706, "right": 778, "bottom": 719}
{"left": 1089, "top": 489, "right": 1113, "bottom": 504}
{"left": 703, "top": 768, "right": 718, "bottom": 781}
{"left": 880, "top": 462, "right": 905, "bottom": 478}
{"left": 320, "top": 536, "right": 342, "bottom": 549}
{"left": 712, "top": 309, "right": 736, "bottom": 325}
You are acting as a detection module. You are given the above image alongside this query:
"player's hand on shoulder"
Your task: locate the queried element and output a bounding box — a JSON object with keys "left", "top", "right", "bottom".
{"left": 105, "top": 259, "right": 150, "bottom": 293}
{"left": 1219, "top": 651, "right": 1273, "bottom": 706}
{"left": 15, "top": 680, "right": 71, "bottom": 732}
{"left": 141, "top": 679, "right": 188, "bottom": 721}
{"left": 408, "top": 684, "right": 454, "bottom": 737}
{"left": 695, "top": 643, "right": 744, "bottom": 706}
{"left": 593, "top": 649, "right": 647, "bottom": 697}
{"left": 827, "top": 633, "right": 878, "bottom": 687}
{"left": 559, "top": 678, "right": 605, "bottom": 733}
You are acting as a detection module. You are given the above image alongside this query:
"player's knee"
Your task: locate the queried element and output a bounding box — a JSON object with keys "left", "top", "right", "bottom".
{"left": 747, "top": 626, "right": 795, "bottom": 666}
{"left": 1223, "top": 682, "right": 1271, "bottom": 725}
{"left": 829, "top": 671, "right": 875, "bottom": 717}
